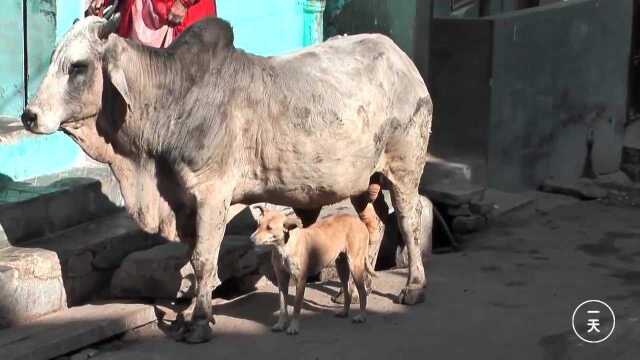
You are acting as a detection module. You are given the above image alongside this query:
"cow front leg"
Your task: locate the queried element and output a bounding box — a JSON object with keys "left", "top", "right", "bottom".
{"left": 184, "top": 186, "right": 230, "bottom": 344}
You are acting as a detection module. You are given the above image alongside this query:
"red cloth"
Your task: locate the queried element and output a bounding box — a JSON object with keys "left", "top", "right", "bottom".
{"left": 115, "top": 0, "right": 216, "bottom": 39}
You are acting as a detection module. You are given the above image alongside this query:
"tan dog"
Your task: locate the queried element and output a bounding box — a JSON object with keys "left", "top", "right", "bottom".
{"left": 251, "top": 207, "right": 376, "bottom": 335}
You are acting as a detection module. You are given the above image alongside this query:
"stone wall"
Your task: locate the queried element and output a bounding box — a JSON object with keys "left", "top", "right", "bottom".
{"left": 429, "top": 0, "right": 632, "bottom": 191}
{"left": 324, "top": 0, "right": 432, "bottom": 78}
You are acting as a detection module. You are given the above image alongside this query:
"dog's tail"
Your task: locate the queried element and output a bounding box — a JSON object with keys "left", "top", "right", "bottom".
{"left": 365, "top": 257, "right": 377, "bottom": 277}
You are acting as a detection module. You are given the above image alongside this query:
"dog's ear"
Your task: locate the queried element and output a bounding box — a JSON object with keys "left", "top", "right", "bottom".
{"left": 283, "top": 216, "right": 302, "bottom": 231}
{"left": 254, "top": 204, "right": 266, "bottom": 217}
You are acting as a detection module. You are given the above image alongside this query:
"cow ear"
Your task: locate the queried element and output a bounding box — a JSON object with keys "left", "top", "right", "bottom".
{"left": 107, "top": 64, "right": 131, "bottom": 109}
{"left": 103, "top": 38, "right": 132, "bottom": 109}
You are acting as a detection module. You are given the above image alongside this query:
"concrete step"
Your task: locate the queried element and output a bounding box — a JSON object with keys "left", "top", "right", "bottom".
{"left": 0, "top": 174, "right": 120, "bottom": 249}
{"left": 0, "top": 302, "right": 156, "bottom": 360}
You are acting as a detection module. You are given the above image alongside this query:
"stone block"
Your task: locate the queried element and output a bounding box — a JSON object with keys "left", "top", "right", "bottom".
{"left": 0, "top": 247, "right": 67, "bottom": 328}
{"left": 421, "top": 180, "right": 485, "bottom": 207}
{"left": 111, "top": 235, "right": 267, "bottom": 300}
{"left": 591, "top": 114, "right": 624, "bottom": 175}
{"left": 540, "top": 178, "right": 608, "bottom": 200}
{"left": 623, "top": 120, "right": 640, "bottom": 149}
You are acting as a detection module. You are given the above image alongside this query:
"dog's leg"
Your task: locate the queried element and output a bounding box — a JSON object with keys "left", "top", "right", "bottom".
{"left": 286, "top": 276, "right": 307, "bottom": 335}
{"left": 351, "top": 264, "right": 367, "bottom": 324}
{"left": 335, "top": 255, "right": 351, "bottom": 318}
{"left": 272, "top": 263, "right": 290, "bottom": 332}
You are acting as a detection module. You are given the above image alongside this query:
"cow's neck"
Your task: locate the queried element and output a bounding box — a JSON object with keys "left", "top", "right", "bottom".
{"left": 60, "top": 115, "right": 116, "bottom": 164}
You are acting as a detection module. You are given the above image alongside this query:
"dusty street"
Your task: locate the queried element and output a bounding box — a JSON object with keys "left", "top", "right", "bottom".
{"left": 93, "top": 199, "right": 640, "bottom": 360}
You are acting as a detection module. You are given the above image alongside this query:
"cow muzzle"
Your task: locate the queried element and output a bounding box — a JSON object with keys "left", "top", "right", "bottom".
{"left": 21, "top": 106, "right": 59, "bottom": 134}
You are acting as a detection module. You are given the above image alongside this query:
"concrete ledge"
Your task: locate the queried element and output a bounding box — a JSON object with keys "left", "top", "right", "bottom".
{"left": 0, "top": 302, "right": 156, "bottom": 360}
{"left": 0, "top": 177, "right": 120, "bottom": 249}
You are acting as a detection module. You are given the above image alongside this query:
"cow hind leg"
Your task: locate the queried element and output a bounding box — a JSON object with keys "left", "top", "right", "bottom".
{"left": 386, "top": 171, "right": 427, "bottom": 305}
{"left": 333, "top": 174, "right": 388, "bottom": 304}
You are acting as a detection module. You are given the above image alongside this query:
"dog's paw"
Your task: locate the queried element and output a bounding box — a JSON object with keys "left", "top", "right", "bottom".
{"left": 271, "top": 321, "right": 287, "bottom": 332}
{"left": 286, "top": 321, "right": 299, "bottom": 335}
{"left": 352, "top": 314, "right": 366, "bottom": 323}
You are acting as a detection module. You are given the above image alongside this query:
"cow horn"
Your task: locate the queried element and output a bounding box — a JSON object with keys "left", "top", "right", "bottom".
{"left": 98, "top": 12, "right": 121, "bottom": 40}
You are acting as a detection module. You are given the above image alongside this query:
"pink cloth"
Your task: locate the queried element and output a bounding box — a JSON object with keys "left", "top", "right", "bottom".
{"left": 129, "top": 0, "right": 173, "bottom": 48}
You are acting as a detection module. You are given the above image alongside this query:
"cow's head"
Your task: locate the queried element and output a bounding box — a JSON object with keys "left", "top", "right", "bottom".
{"left": 21, "top": 15, "right": 124, "bottom": 134}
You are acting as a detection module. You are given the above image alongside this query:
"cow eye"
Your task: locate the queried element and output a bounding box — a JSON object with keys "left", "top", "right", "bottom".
{"left": 69, "top": 61, "right": 89, "bottom": 76}
{"left": 266, "top": 225, "right": 272, "bottom": 231}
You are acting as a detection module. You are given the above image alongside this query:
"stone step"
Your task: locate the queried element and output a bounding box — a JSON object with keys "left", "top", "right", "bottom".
{"left": 21, "top": 211, "right": 164, "bottom": 305}
{"left": 0, "top": 302, "right": 156, "bottom": 360}
{"left": 0, "top": 175, "right": 120, "bottom": 249}
{"left": 0, "top": 212, "right": 164, "bottom": 328}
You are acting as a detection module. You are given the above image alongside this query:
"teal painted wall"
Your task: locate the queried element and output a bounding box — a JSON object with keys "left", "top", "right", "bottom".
{"left": 2, "top": 0, "right": 316, "bottom": 182}
{"left": 217, "top": 0, "right": 305, "bottom": 55}
{"left": 0, "top": 0, "right": 25, "bottom": 118}
{"left": 1, "top": 0, "right": 83, "bottom": 181}
{"left": 56, "top": 0, "right": 84, "bottom": 42}
{"left": 0, "top": 133, "right": 80, "bottom": 181}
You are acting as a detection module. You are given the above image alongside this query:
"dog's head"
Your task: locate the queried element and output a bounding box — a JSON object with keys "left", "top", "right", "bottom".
{"left": 250, "top": 206, "right": 302, "bottom": 248}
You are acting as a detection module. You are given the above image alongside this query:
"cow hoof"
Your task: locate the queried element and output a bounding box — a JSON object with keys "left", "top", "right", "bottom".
{"left": 183, "top": 320, "right": 213, "bottom": 344}
{"left": 335, "top": 310, "right": 349, "bottom": 318}
{"left": 397, "top": 287, "right": 425, "bottom": 305}
{"left": 352, "top": 314, "right": 366, "bottom": 323}
{"left": 331, "top": 291, "right": 359, "bottom": 305}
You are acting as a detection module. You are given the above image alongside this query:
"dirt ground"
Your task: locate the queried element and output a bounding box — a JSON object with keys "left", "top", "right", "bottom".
{"left": 91, "top": 196, "right": 640, "bottom": 360}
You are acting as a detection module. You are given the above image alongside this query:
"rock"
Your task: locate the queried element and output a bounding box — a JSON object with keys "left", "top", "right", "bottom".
{"left": 0, "top": 247, "right": 67, "bottom": 328}
{"left": 621, "top": 146, "right": 640, "bottom": 182}
{"left": 225, "top": 204, "right": 257, "bottom": 236}
{"left": 445, "top": 204, "right": 472, "bottom": 217}
{"left": 469, "top": 201, "right": 495, "bottom": 216}
{"left": 420, "top": 156, "right": 473, "bottom": 186}
{"left": 540, "top": 178, "right": 608, "bottom": 200}
{"left": 110, "top": 242, "right": 194, "bottom": 300}
{"left": 591, "top": 114, "right": 624, "bottom": 175}
{"left": 621, "top": 164, "right": 640, "bottom": 182}
{"left": 421, "top": 180, "right": 485, "bottom": 206}
{"left": 595, "top": 171, "right": 633, "bottom": 186}
{"left": 70, "top": 348, "right": 99, "bottom": 360}
{"left": 623, "top": 120, "right": 640, "bottom": 149}
{"left": 111, "top": 235, "right": 266, "bottom": 300}
{"left": 451, "top": 215, "right": 487, "bottom": 234}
